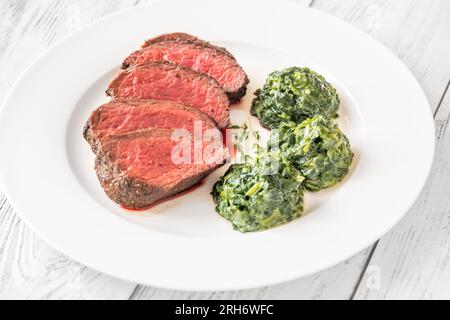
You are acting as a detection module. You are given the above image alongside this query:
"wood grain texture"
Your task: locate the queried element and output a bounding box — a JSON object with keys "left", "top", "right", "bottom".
{"left": 353, "top": 83, "right": 450, "bottom": 300}
{"left": 310, "top": 0, "right": 450, "bottom": 300}
{"left": 313, "top": 0, "right": 450, "bottom": 111}
{"left": 0, "top": 0, "right": 448, "bottom": 300}
{"left": 0, "top": 0, "right": 152, "bottom": 300}
{"left": 0, "top": 196, "right": 134, "bottom": 299}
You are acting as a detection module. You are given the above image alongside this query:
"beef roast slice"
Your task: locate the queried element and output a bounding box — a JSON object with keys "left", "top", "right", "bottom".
{"left": 107, "top": 62, "right": 230, "bottom": 128}
{"left": 141, "top": 32, "right": 235, "bottom": 59}
{"left": 123, "top": 34, "right": 249, "bottom": 102}
{"left": 95, "top": 128, "right": 226, "bottom": 209}
{"left": 84, "top": 99, "right": 218, "bottom": 152}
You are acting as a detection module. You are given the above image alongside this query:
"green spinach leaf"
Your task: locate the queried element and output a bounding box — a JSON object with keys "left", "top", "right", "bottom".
{"left": 251, "top": 67, "right": 340, "bottom": 129}
{"left": 212, "top": 155, "right": 305, "bottom": 233}
{"left": 269, "top": 115, "right": 353, "bottom": 191}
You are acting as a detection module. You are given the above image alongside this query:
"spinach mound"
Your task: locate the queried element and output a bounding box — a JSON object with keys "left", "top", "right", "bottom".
{"left": 212, "top": 155, "right": 305, "bottom": 232}
{"left": 269, "top": 115, "right": 353, "bottom": 191}
{"left": 213, "top": 66, "right": 353, "bottom": 232}
{"left": 251, "top": 67, "right": 340, "bottom": 129}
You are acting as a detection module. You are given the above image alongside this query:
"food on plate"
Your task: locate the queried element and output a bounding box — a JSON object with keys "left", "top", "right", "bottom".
{"left": 84, "top": 33, "right": 248, "bottom": 209}
{"left": 251, "top": 67, "right": 340, "bottom": 129}
{"left": 269, "top": 115, "right": 353, "bottom": 191}
{"left": 107, "top": 62, "right": 231, "bottom": 128}
{"left": 212, "top": 154, "right": 305, "bottom": 232}
{"left": 123, "top": 32, "right": 249, "bottom": 102}
{"left": 142, "top": 32, "right": 232, "bottom": 55}
{"left": 212, "top": 65, "right": 353, "bottom": 232}
{"left": 96, "top": 128, "right": 227, "bottom": 209}
{"left": 83, "top": 99, "right": 218, "bottom": 153}
{"left": 83, "top": 28, "right": 352, "bottom": 230}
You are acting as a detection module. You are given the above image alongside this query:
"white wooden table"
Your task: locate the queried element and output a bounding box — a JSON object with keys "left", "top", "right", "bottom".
{"left": 0, "top": 0, "right": 449, "bottom": 300}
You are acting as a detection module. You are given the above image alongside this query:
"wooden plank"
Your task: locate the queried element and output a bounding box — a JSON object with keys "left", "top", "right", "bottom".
{"left": 0, "top": 0, "right": 150, "bottom": 300}
{"left": 313, "top": 0, "right": 450, "bottom": 111}
{"left": 354, "top": 82, "right": 450, "bottom": 300}
{"left": 131, "top": 0, "right": 450, "bottom": 300}
{"left": 0, "top": 0, "right": 448, "bottom": 300}
{"left": 0, "top": 195, "right": 135, "bottom": 299}
{"left": 0, "top": 0, "right": 167, "bottom": 100}
{"left": 309, "top": 0, "right": 450, "bottom": 300}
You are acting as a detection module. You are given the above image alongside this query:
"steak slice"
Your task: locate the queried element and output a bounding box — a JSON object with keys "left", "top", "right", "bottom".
{"left": 107, "top": 62, "right": 230, "bottom": 128}
{"left": 95, "top": 128, "right": 226, "bottom": 209}
{"left": 84, "top": 99, "right": 218, "bottom": 153}
{"left": 123, "top": 34, "right": 249, "bottom": 102}
{"left": 141, "top": 32, "right": 234, "bottom": 58}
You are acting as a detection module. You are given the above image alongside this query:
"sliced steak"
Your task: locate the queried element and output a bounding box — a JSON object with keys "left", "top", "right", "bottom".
{"left": 123, "top": 33, "right": 249, "bottom": 102}
{"left": 141, "top": 32, "right": 234, "bottom": 58}
{"left": 95, "top": 128, "right": 226, "bottom": 209}
{"left": 107, "top": 62, "right": 230, "bottom": 128}
{"left": 84, "top": 99, "right": 218, "bottom": 153}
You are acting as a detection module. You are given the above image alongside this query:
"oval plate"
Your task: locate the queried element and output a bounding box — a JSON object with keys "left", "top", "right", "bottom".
{"left": 0, "top": 0, "right": 434, "bottom": 291}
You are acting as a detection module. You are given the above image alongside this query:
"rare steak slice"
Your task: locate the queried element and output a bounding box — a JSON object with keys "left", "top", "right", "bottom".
{"left": 95, "top": 128, "right": 226, "bottom": 209}
{"left": 84, "top": 99, "right": 218, "bottom": 153}
{"left": 107, "top": 62, "right": 230, "bottom": 128}
{"left": 122, "top": 33, "right": 249, "bottom": 102}
{"left": 141, "top": 32, "right": 234, "bottom": 58}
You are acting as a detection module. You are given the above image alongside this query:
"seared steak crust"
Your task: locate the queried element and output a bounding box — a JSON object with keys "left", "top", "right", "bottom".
{"left": 107, "top": 62, "right": 231, "bottom": 128}
{"left": 83, "top": 99, "right": 218, "bottom": 153}
{"left": 95, "top": 129, "right": 225, "bottom": 209}
{"left": 82, "top": 33, "right": 247, "bottom": 209}
{"left": 123, "top": 33, "right": 249, "bottom": 102}
{"left": 142, "top": 32, "right": 235, "bottom": 59}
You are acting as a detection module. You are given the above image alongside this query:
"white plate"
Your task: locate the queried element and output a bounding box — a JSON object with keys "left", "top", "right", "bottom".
{"left": 0, "top": 0, "right": 435, "bottom": 291}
